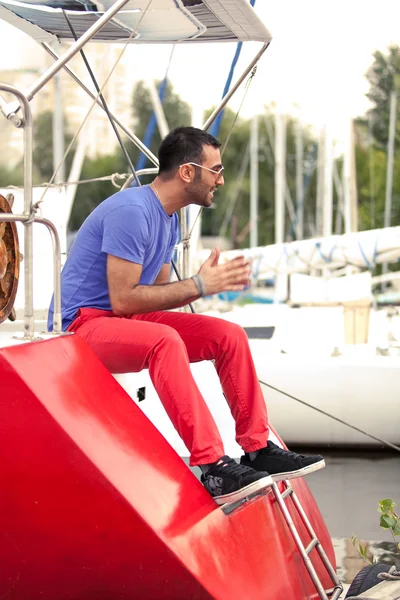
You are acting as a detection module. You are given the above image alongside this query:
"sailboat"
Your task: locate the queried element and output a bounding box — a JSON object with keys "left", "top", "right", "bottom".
{"left": 0, "top": 1, "right": 344, "bottom": 598}
{"left": 193, "top": 231, "right": 400, "bottom": 448}
{"left": 190, "top": 107, "right": 400, "bottom": 449}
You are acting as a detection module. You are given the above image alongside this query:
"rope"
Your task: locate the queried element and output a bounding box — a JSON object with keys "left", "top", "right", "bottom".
{"left": 220, "top": 66, "right": 257, "bottom": 157}
{"left": 357, "top": 239, "right": 374, "bottom": 269}
{"left": 258, "top": 378, "right": 400, "bottom": 453}
{"left": 5, "top": 173, "right": 130, "bottom": 191}
{"left": 379, "top": 567, "right": 400, "bottom": 581}
{"left": 315, "top": 240, "right": 336, "bottom": 263}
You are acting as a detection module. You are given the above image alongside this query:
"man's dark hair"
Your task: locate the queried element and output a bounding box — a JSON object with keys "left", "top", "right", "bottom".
{"left": 158, "top": 126, "right": 221, "bottom": 179}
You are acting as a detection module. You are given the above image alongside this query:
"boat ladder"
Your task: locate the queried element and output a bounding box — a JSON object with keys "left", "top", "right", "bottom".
{"left": 272, "top": 480, "right": 343, "bottom": 600}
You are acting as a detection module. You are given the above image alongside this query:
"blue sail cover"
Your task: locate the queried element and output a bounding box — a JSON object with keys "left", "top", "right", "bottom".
{"left": 0, "top": 0, "right": 272, "bottom": 45}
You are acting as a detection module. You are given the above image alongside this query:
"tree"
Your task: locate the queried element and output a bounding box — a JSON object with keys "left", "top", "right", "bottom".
{"left": 69, "top": 152, "right": 126, "bottom": 231}
{"left": 365, "top": 45, "right": 400, "bottom": 148}
{"left": 68, "top": 79, "right": 192, "bottom": 230}
{"left": 0, "top": 163, "right": 24, "bottom": 188}
{"left": 128, "top": 79, "right": 192, "bottom": 176}
{"left": 355, "top": 143, "right": 388, "bottom": 230}
{"left": 33, "top": 111, "right": 74, "bottom": 183}
{"left": 200, "top": 108, "right": 254, "bottom": 243}
{"left": 353, "top": 45, "right": 400, "bottom": 236}
{"left": 201, "top": 107, "right": 320, "bottom": 248}
{"left": 68, "top": 80, "right": 323, "bottom": 246}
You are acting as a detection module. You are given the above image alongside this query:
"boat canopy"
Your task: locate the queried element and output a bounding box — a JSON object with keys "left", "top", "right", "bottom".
{"left": 0, "top": 0, "right": 272, "bottom": 45}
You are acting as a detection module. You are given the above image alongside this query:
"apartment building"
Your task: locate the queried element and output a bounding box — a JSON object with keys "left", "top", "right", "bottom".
{"left": 0, "top": 38, "right": 133, "bottom": 172}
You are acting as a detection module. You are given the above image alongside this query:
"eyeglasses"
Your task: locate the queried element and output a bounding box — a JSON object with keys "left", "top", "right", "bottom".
{"left": 181, "top": 162, "right": 225, "bottom": 181}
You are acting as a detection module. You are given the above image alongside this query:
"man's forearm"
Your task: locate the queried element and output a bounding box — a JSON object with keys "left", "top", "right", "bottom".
{"left": 115, "top": 277, "right": 200, "bottom": 315}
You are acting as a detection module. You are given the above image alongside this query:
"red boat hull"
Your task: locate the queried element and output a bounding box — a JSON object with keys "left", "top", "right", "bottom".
{"left": 0, "top": 335, "right": 336, "bottom": 599}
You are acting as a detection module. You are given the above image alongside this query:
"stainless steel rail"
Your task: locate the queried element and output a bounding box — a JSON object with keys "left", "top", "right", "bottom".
{"left": 0, "top": 84, "right": 34, "bottom": 338}
{"left": 40, "top": 43, "right": 159, "bottom": 168}
{"left": 0, "top": 84, "right": 62, "bottom": 337}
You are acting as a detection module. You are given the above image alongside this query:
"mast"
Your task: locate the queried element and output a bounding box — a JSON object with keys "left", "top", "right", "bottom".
{"left": 274, "top": 112, "right": 286, "bottom": 243}
{"left": 382, "top": 89, "right": 397, "bottom": 283}
{"left": 186, "top": 103, "right": 204, "bottom": 276}
{"left": 295, "top": 120, "right": 304, "bottom": 240}
{"left": 315, "top": 127, "right": 325, "bottom": 236}
{"left": 65, "top": 125, "right": 89, "bottom": 224}
{"left": 250, "top": 114, "right": 259, "bottom": 248}
{"left": 350, "top": 121, "right": 358, "bottom": 232}
{"left": 146, "top": 80, "right": 169, "bottom": 140}
{"left": 333, "top": 160, "right": 344, "bottom": 234}
{"left": 322, "top": 126, "right": 333, "bottom": 237}
{"left": 384, "top": 90, "right": 397, "bottom": 230}
{"left": 343, "top": 118, "right": 354, "bottom": 234}
{"left": 52, "top": 73, "right": 65, "bottom": 183}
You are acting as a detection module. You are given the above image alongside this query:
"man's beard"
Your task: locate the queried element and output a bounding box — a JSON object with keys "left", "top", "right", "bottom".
{"left": 186, "top": 180, "right": 215, "bottom": 207}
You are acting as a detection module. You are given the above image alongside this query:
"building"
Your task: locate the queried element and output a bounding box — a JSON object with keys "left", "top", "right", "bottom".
{"left": 0, "top": 37, "right": 133, "bottom": 173}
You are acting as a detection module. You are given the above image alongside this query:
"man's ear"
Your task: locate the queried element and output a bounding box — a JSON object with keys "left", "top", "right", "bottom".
{"left": 179, "top": 164, "right": 193, "bottom": 184}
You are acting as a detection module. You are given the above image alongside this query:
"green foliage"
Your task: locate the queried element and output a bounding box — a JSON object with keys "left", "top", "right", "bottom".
{"left": 69, "top": 79, "right": 191, "bottom": 230}
{"left": 68, "top": 152, "right": 126, "bottom": 231}
{"left": 200, "top": 108, "right": 319, "bottom": 246}
{"left": 3, "top": 44, "right": 399, "bottom": 242}
{"left": 69, "top": 80, "right": 313, "bottom": 242}
{"left": 378, "top": 499, "right": 400, "bottom": 544}
{"left": 127, "top": 79, "right": 192, "bottom": 176}
{"left": 354, "top": 141, "right": 388, "bottom": 231}
{"left": 352, "top": 499, "right": 400, "bottom": 565}
{"left": 33, "top": 111, "right": 74, "bottom": 183}
{"left": 66, "top": 51, "right": 400, "bottom": 238}
{"left": 0, "top": 162, "right": 24, "bottom": 188}
{"left": 365, "top": 46, "right": 400, "bottom": 148}
{"left": 351, "top": 534, "right": 374, "bottom": 565}
{"left": 354, "top": 132, "right": 400, "bottom": 237}
{"left": 201, "top": 108, "right": 255, "bottom": 243}
{"left": 353, "top": 46, "right": 400, "bottom": 238}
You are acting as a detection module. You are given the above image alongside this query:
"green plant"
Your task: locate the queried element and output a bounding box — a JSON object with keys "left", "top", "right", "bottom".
{"left": 351, "top": 534, "right": 374, "bottom": 565}
{"left": 351, "top": 498, "right": 400, "bottom": 565}
{"left": 378, "top": 499, "right": 400, "bottom": 549}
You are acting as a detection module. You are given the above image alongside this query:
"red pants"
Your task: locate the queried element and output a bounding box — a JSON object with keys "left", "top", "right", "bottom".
{"left": 68, "top": 308, "right": 269, "bottom": 465}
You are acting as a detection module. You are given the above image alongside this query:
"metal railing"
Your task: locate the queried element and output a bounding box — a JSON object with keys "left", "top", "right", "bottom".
{"left": 0, "top": 84, "right": 62, "bottom": 338}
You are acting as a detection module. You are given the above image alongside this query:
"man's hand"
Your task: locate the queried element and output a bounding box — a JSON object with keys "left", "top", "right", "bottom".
{"left": 198, "top": 247, "right": 251, "bottom": 296}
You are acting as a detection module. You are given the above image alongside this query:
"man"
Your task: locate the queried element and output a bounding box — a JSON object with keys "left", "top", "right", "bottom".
{"left": 48, "top": 126, "right": 324, "bottom": 505}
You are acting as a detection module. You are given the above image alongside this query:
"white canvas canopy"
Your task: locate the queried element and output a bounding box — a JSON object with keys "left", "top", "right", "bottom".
{"left": 0, "top": 0, "right": 272, "bottom": 45}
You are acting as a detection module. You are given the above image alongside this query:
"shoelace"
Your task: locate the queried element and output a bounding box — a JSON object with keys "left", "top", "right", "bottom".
{"left": 263, "top": 441, "right": 306, "bottom": 461}
{"left": 211, "top": 456, "right": 256, "bottom": 478}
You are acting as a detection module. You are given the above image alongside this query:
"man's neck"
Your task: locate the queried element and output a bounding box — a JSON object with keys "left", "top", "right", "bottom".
{"left": 150, "top": 177, "right": 187, "bottom": 215}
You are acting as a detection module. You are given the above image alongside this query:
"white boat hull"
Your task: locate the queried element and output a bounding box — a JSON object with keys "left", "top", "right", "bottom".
{"left": 250, "top": 341, "right": 400, "bottom": 447}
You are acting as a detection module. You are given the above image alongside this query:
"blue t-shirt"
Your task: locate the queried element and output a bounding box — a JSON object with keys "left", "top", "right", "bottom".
{"left": 48, "top": 185, "right": 179, "bottom": 331}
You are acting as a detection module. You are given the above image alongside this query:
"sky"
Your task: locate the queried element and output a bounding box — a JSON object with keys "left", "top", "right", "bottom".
{"left": 0, "top": 0, "right": 399, "bottom": 144}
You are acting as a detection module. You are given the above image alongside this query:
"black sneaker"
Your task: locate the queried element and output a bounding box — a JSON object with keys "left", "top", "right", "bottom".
{"left": 240, "top": 441, "right": 325, "bottom": 482}
{"left": 201, "top": 455, "right": 273, "bottom": 505}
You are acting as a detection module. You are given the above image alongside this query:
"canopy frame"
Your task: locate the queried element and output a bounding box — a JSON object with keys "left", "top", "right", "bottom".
{"left": 0, "top": 0, "right": 271, "bottom": 338}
